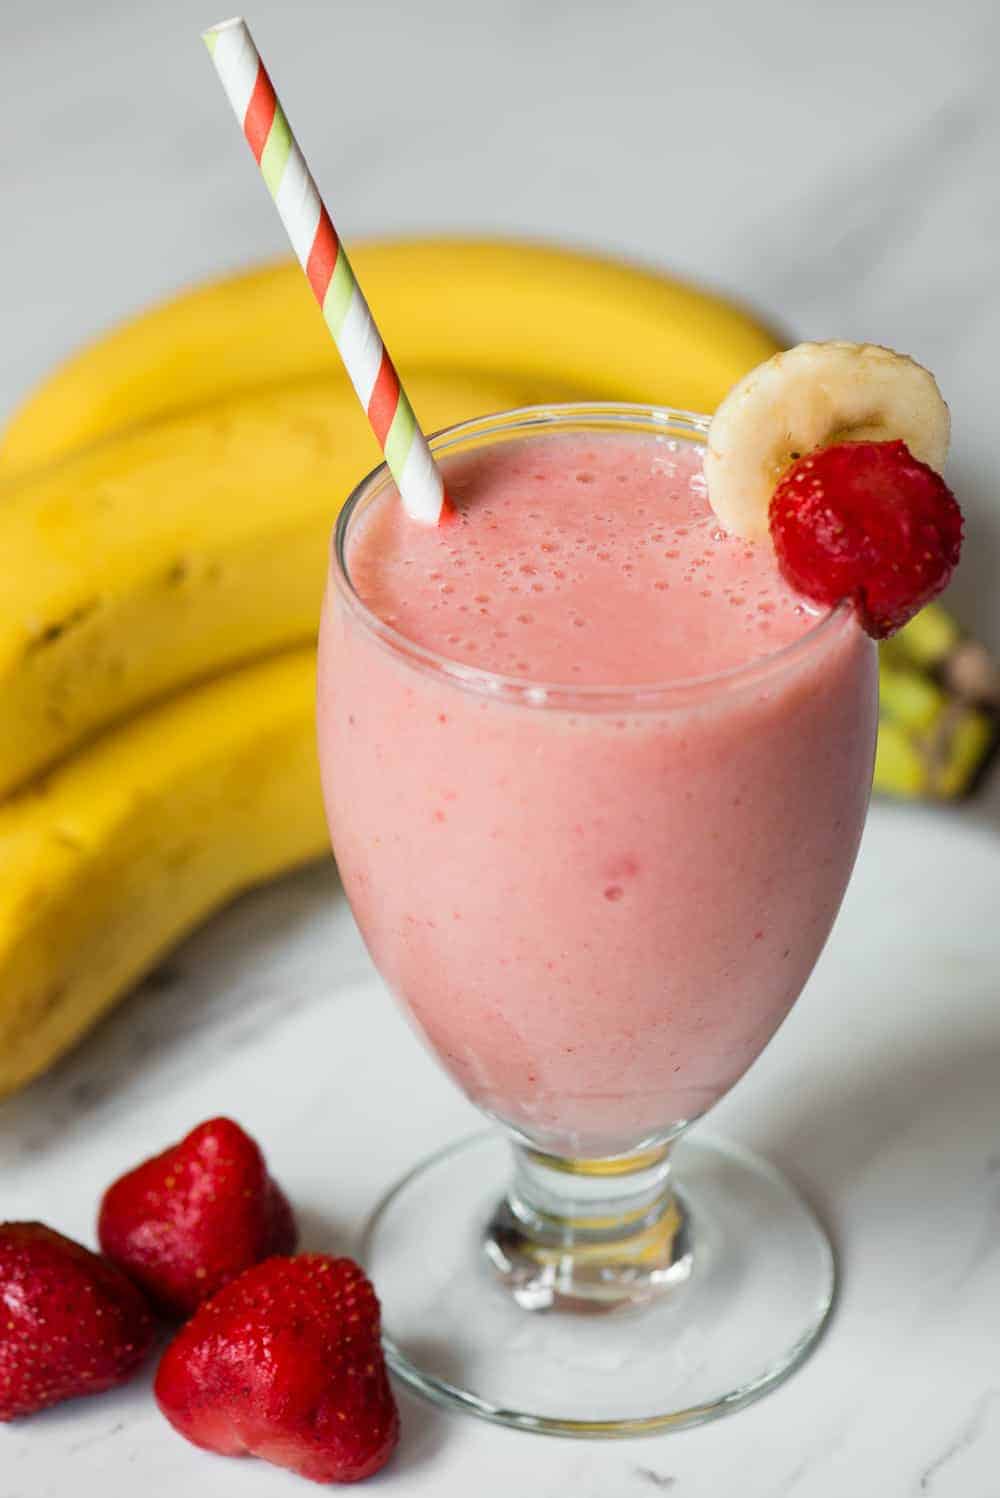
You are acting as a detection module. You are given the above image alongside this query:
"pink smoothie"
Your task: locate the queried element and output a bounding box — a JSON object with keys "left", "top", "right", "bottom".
{"left": 318, "top": 425, "right": 878, "bottom": 1157}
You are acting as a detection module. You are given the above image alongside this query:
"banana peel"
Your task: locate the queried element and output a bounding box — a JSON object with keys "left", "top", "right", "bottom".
{"left": 0, "top": 368, "right": 567, "bottom": 798}
{"left": 0, "top": 241, "right": 793, "bottom": 1097}
{"left": 874, "top": 603, "right": 999, "bottom": 799}
{"left": 0, "top": 240, "right": 786, "bottom": 797}
{"left": 0, "top": 608, "right": 991, "bottom": 1098}
{"left": 0, "top": 243, "right": 994, "bottom": 1100}
{"left": 0, "top": 648, "right": 324, "bottom": 1099}
{"left": 0, "top": 239, "right": 781, "bottom": 474}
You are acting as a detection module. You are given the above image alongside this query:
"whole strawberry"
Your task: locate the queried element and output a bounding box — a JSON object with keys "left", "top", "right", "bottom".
{"left": 98, "top": 1117, "right": 296, "bottom": 1319}
{"left": 155, "top": 1255, "right": 398, "bottom": 1484}
{"left": 769, "top": 439, "right": 963, "bottom": 638}
{"left": 0, "top": 1223, "right": 155, "bottom": 1420}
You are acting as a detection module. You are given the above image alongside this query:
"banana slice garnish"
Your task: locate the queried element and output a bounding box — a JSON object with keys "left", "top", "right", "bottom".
{"left": 704, "top": 341, "right": 951, "bottom": 540}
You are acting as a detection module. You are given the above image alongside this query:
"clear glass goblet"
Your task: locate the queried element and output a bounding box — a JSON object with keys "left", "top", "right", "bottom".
{"left": 317, "top": 404, "right": 878, "bottom": 1434}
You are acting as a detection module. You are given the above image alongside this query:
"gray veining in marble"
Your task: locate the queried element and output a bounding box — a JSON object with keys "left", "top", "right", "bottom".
{"left": 2, "top": 1, "right": 1000, "bottom": 1494}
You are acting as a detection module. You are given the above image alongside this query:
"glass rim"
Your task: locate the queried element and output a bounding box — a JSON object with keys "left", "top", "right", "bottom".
{"left": 330, "top": 401, "right": 852, "bottom": 712}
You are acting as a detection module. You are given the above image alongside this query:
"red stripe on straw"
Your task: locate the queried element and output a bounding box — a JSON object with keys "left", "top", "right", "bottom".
{"left": 244, "top": 62, "right": 277, "bottom": 163}
{"left": 367, "top": 351, "right": 402, "bottom": 446}
{"left": 306, "top": 208, "right": 339, "bottom": 306}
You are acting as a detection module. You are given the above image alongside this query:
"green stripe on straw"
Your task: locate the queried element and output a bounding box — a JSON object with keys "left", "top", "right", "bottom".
{"left": 260, "top": 105, "right": 292, "bottom": 196}
{"left": 383, "top": 394, "right": 417, "bottom": 476}
{"left": 201, "top": 13, "right": 447, "bottom": 522}
{"left": 323, "top": 252, "right": 355, "bottom": 336}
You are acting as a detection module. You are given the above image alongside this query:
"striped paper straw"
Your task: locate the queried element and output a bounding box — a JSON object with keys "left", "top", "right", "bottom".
{"left": 202, "top": 16, "right": 449, "bottom": 525}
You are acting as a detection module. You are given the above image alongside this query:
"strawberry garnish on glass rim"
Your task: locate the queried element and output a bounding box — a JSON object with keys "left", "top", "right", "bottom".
{"left": 769, "top": 439, "right": 963, "bottom": 639}
{"left": 702, "top": 340, "right": 963, "bottom": 637}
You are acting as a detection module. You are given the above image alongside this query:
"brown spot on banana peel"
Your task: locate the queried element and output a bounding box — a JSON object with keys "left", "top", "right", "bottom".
{"left": 51, "top": 827, "right": 84, "bottom": 852}
{"left": 24, "top": 598, "right": 101, "bottom": 654}
{"left": 166, "top": 556, "right": 223, "bottom": 586}
{"left": 33, "top": 981, "right": 68, "bottom": 1023}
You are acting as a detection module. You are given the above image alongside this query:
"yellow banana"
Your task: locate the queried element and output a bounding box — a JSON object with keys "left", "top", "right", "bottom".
{"left": 4, "top": 623, "right": 991, "bottom": 1096}
{"left": 881, "top": 601, "right": 961, "bottom": 671}
{"left": 0, "top": 238, "right": 781, "bottom": 473}
{"left": 874, "top": 603, "right": 998, "bottom": 799}
{"left": 0, "top": 648, "right": 323, "bottom": 1099}
{"left": 3, "top": 237, "right": 992, "bottom": 1103}
{"left": 0, "top": 368, "right": 567, "bottom": 798}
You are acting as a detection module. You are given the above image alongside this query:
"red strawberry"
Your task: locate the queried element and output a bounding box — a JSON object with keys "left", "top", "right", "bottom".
{"left": 0, "top": 1222, "right": 155, "bottom": 1420}
{"left": 98, "top": 1117, "right": 297, "bottom": 1319}
{"left": 769, "top": 439, "right": 963, "bottom": 638}
{"left": 155, "top": 1255, "right": 398, "bottom": 1484}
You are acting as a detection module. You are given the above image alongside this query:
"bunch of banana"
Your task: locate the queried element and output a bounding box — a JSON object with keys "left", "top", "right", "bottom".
{"left": 0, "top": 237, "right": 993, "bottom": 1096}
{"left": 875, "top": 603, "right": 998, "bottom": 798}
{"left": 0, "top": 238, "right": 781, "bottom": 1095}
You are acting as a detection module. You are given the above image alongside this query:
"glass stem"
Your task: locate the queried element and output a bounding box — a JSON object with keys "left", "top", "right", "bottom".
{"left": 484, "top": 1141, "right": 692, "bottom": 1311}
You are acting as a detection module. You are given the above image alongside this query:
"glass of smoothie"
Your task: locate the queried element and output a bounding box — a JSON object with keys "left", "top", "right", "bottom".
{"left": 317, "top": 402, "right": 878, "bottom": 1433}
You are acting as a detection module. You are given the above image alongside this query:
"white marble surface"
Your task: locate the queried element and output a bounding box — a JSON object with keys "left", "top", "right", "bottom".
{"left": 2, "top": 0, "right": 1000, "bottom": 1493}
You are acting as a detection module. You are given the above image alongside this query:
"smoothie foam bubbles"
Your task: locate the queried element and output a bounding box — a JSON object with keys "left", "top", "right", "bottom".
{"left": 347, "top": 430, "right": 822, "bottom": 689}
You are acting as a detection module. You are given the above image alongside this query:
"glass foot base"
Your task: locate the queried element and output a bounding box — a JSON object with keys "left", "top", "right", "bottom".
{"left": 361, "top": 1130, "right": 835, "bottom": 1436}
